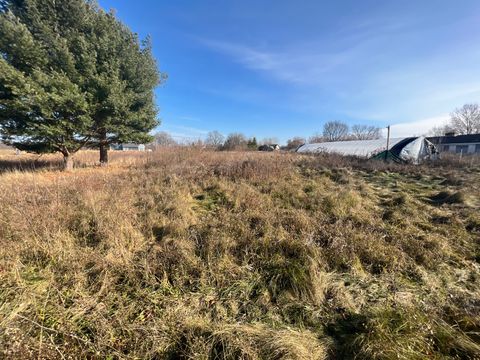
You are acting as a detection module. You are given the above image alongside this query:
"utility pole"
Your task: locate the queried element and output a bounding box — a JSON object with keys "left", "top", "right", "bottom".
{"left": 385, "top": 125, "right": 391, "bottom": 161}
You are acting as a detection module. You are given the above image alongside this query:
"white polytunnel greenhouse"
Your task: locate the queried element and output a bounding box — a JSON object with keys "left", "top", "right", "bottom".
{"left": 296, "top": 136, "right": 438, "bottom": 164}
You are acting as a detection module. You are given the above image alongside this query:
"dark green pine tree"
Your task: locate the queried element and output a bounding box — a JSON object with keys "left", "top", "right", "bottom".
{"left": 0, "top": 0, "right": 94, "bottom": 170}
{"left": 247, "top": 137, "right": 258, "bottom": 150}
{"left": 85, "top": 9, "right": 164, "bottom": 165}
{"left": 0, "top": 0, "right": 164, "bottom": 168}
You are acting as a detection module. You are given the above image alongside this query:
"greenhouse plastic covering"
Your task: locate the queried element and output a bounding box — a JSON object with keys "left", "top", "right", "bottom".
{"left": 297, "top": 138, "right": 405, "bottom": 157}
{"left": 297, "top": 136, "right": 437, "bottom": 164}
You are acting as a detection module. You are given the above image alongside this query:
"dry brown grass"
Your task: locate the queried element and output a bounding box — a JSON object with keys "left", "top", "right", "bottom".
{"left": 0, "top": 148, "right": 479, "bottom": 359}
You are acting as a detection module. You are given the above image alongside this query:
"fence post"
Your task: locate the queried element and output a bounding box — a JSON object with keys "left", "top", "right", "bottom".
{"left": 385, "top": 125, "right": 391, "bottom": 161}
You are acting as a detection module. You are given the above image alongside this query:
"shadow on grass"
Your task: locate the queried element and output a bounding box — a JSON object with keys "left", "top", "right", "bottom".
{"left": 0, "top": 158, "right": 63, "bottom": 173}
{"left": 428, "top": 190, "right": 465, "bottom": 206}
{"left": 325, "top": 313, "right": 368, "bottom": 359}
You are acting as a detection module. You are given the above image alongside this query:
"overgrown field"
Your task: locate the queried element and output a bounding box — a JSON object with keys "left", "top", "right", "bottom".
{"left": 0, "top": 149, "right": 479, "bottom": 359}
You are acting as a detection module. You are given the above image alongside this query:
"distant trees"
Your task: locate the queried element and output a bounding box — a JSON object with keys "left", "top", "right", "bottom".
{"left": 205, "top": 132, "right": 283, "bottom": 151}
{"left": 285, "top": 137, "right": 306, "bottom": 150}
{"left": 247, "top": 137, "right": 258, "bottom": 150}
{"left": 350, "top": 125, "right": 382, "bottom": 140}
{"left": 323, "top": 121, "right": 349, "bottom": 142}
{"left": 205, "top": 131, "right": 225, "bottom": 148}
{"left": 154, "top": 131, "right": 177, "bottom": 147}
{"left": 0, "top": 0, "right": 163, "bottom": 169}
{"left": 220, "top": 133, "right": 264, "bottom": 151}
{"left": 428, "top": 103, "right": 480, "bottom": 136}
{"left": 223, "top": 133, "right": 248, "bottom": 150}
{"left": 450, "top": 103, "right": 480, "bottom": 135}
{"left": 151, "top": 130, "right": 265, "bottom": 151}
{"left": 428, "top": 125, "right": 452, "bottom": 136}
{"left": 308, "top": 133, "right": 325, "bottom": 143}
{"left": 260, "top": 137, "right": 279, "bottom": 145}
{"left": 307, "top": 121, "right": 381, "bottom": 143}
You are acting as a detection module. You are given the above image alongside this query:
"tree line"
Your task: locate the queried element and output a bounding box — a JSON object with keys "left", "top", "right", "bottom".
{"left": 153, "top": 131, "right": 279, "bottom": 151}
{"left": 286, "top": 122, "right": 382, "bottom": 150}
{"left": 152, "top": 121, "right": 382, "bottom": 151}
{"left": 0, "top": 0, "right": 163, "bottom": 170}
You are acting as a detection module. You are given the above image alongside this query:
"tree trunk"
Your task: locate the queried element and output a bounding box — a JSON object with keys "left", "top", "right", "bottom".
{"left": 99, "top": 142, "right": 109, "bottom": 166}
{"left": 99, "top": 128, "right": 109, "bottom": 166}
{"left": 63, "top": 154, "right": 74, "bottom": 171}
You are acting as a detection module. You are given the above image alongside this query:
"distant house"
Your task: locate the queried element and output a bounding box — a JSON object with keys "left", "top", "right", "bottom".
{"left": 111, "top": 143, "right": 146, "bottom": 151}
{"left": 427, "top": 133, "right": 480, "bottom": 155}
{"left": 258, "top": 144, "right": 280, "bottom": 152}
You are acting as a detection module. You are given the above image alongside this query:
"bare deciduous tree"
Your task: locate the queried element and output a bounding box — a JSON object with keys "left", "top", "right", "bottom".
{"left": 260, "top": 137, "right": 279, "bottom": 145}
{"left": 186, "top": 138, "right": 204, "bottom": 147}
{"left": 308, "top": 133, "right": 325, "bottom": 143}
{"left": 428, "top": 124, "right": 453, "bottom": 136}
{"left": 350, "top": 125, "right": 382, "bottom": 140}
{"left": 323, "top": 121, "right": 349, "bottom": 142}
{"left": 223, "top": 133, "right": 248, "bottom": 150}
{"left": 154, "top": 131, "right": 177, "bottom": 147}
{"left": 450, "top": 103, "right": 480, "bottom": 135}
{"left": 285, "top": 137, "right": 306, "bottom": 150}
{"left": 205, "top": 131, "right": 225, "bottom": 148}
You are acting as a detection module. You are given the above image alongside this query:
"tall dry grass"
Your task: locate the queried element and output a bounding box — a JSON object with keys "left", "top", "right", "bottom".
{"left": 0, "top": 148, "right": 479, "bottom": 359}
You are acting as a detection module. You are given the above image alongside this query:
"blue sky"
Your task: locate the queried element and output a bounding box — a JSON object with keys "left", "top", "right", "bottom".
{"left": 99, "top": 0, "right": 480, "bottom": 143}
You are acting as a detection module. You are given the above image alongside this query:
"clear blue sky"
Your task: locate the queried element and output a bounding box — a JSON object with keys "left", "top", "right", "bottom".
{"left": 98, "top": 0, "right": 480, "bottom": 143}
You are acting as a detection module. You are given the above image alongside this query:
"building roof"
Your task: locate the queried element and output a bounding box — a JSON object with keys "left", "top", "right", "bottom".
{"left": 427, "top": 134, "right": 480, "bottom": 144}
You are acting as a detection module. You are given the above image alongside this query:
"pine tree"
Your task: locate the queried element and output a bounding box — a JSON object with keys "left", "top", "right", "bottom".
{"left": 84, "top": 9, "right": 164, "bottom": 165}
{"left": 0, "top": 0, "right": 164, "bottom": 168}
{"left": 247, "top": 137, "right": 258, "bottom": 150}
{"left": 0, "top": 0, "right": 94, "bottom": 169}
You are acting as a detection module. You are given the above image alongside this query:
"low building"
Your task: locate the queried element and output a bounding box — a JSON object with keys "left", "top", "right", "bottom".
{"left": 427, "top": 134, "right": 480, "bottom": 155}
{"left": 111, "top": 143, "right": 146, "bottom": 151}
